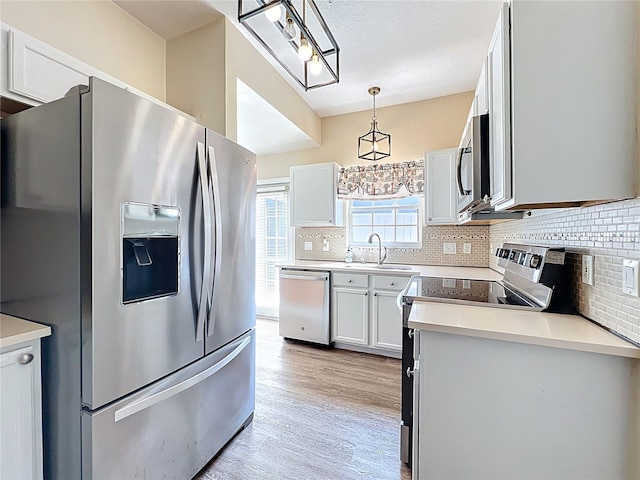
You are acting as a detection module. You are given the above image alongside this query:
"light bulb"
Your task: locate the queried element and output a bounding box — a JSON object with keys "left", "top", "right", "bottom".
{"left": 283, "top": 17, "right": 297, "bottom": 41}
{"left": 309, "top": 53, "right": 322, "bottom": 76}
{"left": 298, "top": 38, "right": 312, "bottom": 61}
{"left": 265, "top": 3, "right": 283, "bottom": 22}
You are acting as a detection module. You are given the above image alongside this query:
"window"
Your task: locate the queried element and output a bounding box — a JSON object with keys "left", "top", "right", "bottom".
{"left": 256, "top": 181, "right": 292, "bottom": 318}
{"left": 348, "top": 196, "right": 422, "bottom": 247}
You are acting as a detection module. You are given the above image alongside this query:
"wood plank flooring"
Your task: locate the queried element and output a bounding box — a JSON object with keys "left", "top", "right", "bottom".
{"left": 196, "top": 318, "right": 411, "bottom": 480}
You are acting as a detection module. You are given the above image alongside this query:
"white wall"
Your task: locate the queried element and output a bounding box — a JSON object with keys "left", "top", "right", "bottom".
{"left": 166, "top": 18, "right": 226, "bottom": 134}
{"left": 258, "top": 91, "right": 473, "bottom": 179}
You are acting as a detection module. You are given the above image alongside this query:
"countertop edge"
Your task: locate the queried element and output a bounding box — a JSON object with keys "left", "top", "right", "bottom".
{"left": 278, "top": 262, "right": 502, "bottom": 280}
{"left": 408, "top": 320, "right": 640, "bottom": 359}
{"left": 1, "top": 314, "right": 52, "bottom": 349}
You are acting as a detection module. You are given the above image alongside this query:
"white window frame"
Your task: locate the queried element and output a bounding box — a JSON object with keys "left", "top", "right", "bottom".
{"left": 256, "top": 177, "right": 293, "bottom": 319}
{"left": 346, "top": 196, "right": 424, "bottom": 248}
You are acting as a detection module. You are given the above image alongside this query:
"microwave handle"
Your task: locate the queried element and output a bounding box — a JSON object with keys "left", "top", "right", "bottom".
{"left": 456, "top": 147, "right": 470, "bottom": 196}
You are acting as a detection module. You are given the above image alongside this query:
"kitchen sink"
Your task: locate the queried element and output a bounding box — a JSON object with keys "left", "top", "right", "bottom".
{"left": 373, "top": 264, "right": 413, "bottom": 270}
{"left": 342, "top": 263, "right": 413, "bottom": 270}
{"left": 323, "top": 262, "right": 415, "bottom": 271}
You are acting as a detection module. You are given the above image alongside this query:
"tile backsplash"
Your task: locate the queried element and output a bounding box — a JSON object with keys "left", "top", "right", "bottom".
{"left": 490, "top": 199, "right": 640, "bottom": 345}
{"left": 295, "top": 225, "right": 489, "bottom": 267}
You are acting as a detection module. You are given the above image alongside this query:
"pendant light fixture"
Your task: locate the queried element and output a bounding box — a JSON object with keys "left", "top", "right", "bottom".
{"left": 238, "top": 0, "right": 339, "bottom": 91}
{"left": 358, "top": 87, "right": 391, "bottom": 161}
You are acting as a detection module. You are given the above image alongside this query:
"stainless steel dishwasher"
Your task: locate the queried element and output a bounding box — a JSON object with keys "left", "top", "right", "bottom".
{"left": 278, "top": 268, "right": 331, "bottom": 345}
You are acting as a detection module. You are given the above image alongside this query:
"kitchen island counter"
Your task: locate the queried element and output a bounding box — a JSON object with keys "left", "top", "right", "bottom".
{"left": 410, "top": 303, "right": 640, "bottom": 480}
{"left": 408, "top": 301, "right": 640, "bottom": 358}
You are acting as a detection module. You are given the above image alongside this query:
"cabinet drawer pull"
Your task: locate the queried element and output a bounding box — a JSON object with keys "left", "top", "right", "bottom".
{"left": 18, "top": 353, "right": 34, "bottom": 365}
{"left": 390, "top": 282, "right": 395, "bottom": 286}
{"left": 364, "top": 292, "right": 368, "bottom": 296}
{"left": 373, "top": 292, "right": 377, "bottom": 296}
{"left": 348, "top": 279, "right": 352, "bottom": 283}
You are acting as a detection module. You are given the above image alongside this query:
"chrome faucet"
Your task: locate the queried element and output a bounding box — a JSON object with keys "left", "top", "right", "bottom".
{"left": 367, "top": 233, "right": 387, "bottom": 265}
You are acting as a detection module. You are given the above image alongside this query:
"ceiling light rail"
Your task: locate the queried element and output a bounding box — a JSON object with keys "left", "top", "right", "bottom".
{"left": 238, "top": 0, "right": 340, "bottom": 91}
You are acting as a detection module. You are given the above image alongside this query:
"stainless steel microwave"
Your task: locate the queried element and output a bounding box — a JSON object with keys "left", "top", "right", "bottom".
{"left": 456, "top": 113, "right": 490, "bottom": 215}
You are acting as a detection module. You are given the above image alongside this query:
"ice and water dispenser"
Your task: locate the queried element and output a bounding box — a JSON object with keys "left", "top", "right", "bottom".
{"left": 121, "top": 202, "right": 180, "bottom": 304}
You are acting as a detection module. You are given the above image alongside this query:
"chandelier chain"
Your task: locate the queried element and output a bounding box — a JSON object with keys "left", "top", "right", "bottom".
{"left": 372, "top": 92, "right": 377, "bottom": 122}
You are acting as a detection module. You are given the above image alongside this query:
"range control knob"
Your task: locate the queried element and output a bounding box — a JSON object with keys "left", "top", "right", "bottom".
{"left": 529, "top": 254, "right": 542, "bottom": 269}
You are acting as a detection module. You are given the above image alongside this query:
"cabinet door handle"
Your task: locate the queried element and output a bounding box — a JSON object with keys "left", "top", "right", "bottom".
{"left": 390, "top": 282, "right": 395, "bottom": 286}
{"left": 373, "top": 293, "right": 377, "bottom": 296}
{"left": 364, "top": 292, "right": 368, "bottom": 296}
{"left": 18, "top": 353, "right": 34, "bottom": 365}
{"left": 348, "top": 279, "right": 352, "bottom": 283}
{"left": 428, "top": 217, "right": 432, "bottom": 221}
{"left": 406, "top": 366, "right": 415, "bottom": 378}
{"left": 408, "top": 329, "right": 415, "bottom": 339}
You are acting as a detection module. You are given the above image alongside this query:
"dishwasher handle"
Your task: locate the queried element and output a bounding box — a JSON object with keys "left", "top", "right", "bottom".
{"left": 279, "top": 274, "right": 329, "bottom": 281}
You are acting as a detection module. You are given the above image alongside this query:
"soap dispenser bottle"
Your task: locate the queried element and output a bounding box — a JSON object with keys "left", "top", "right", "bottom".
{"left": 345, "top": 246, "right": 353, "bottom": 263}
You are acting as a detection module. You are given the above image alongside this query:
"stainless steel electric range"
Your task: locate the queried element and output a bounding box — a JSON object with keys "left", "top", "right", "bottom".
{"left": 399, "top": 243, "right": 574, "bottom": 467}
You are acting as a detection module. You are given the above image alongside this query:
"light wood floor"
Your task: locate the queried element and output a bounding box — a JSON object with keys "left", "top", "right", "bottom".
{"left": 196, "top": 318, "right": 411, "bottom": 480}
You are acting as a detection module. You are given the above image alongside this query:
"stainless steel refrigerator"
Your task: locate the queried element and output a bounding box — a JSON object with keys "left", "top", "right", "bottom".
{"left": 0, "top": 77, "right": 256, "bottom": 479}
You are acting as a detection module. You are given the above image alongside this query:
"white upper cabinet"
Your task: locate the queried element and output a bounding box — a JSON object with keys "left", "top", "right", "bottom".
{"left": 425, "top": 148, "right": 457, "bottom": 225}
{"left": 488, "top": 1, "right": 636, "bottom": 210}
{"left": 474, "top": 59, "right": 489, "bottom": 116}
{"left": 488, "top": 3, "right": 511, "bottom": 208}
{"left": 1, "top": 23, "right": 193, "bottom": 119}
{"left": 290, "top": 162, "right": 343, "bottom": 227}
{"left": 3, "top": 27, "right": 89, "bottom": 105}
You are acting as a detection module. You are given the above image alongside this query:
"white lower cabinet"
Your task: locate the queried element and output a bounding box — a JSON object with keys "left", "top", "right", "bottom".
{"left": 333, "top": 287, "right": 369, "bottom": 345}
{"left": 0, "top": 339, "right": 44, "bottom": 480}
{"left": 372, "top": 290, "right": 403, "bottom": 350}
{"left": 332, "top": 272, "right": 409, "bottom": 356}
{"left": 414, "top": 329, "right": 635, "bottom": 480}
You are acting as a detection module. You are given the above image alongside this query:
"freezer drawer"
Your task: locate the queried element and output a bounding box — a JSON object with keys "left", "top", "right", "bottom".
{"left": 82, "top": 330, "right": 255, "bottom": 479}
{"left": 279, "top": 269, "right": 331, "bottom": 345}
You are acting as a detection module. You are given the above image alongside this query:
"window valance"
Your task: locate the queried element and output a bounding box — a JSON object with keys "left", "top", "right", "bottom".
{"left": 337, "top": 160, "right": 424, "bottom": 200}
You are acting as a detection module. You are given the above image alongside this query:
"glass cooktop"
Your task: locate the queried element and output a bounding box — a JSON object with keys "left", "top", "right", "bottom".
{"left": 402, "top": 276, "right": 540, "bottom": 310}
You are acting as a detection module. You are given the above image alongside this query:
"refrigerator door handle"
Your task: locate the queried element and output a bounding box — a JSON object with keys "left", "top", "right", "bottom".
{"left": 114, "top": 336, "right": 252, "bottom": 422}
{"left": 206, "top": 145, "right": 223, "bottom": 338}
{"left": 196, "top": 141, "right": 212, "bottom": 342}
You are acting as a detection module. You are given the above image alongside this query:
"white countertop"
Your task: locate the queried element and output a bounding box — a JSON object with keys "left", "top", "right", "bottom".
{"left": 279, "top": 260, "right": 502, "bottom": 280}
{"left": 409, "top": 302, "right": 640, "bottom": 359}
{"left": 1, "top": 314, "right": 51, "bottom": 349}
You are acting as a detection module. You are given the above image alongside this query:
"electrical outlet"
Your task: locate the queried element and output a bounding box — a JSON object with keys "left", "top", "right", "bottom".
{"left": 304, "top": 241, "right": 313, "bottom": 251}
{"left": 623, "top": 259, "right": 639, "bottom": 297}
{"left": 443, "top": 278, "right": 456, "bottom": 288}
{"left": 463, "top": 243, "right": 472, "bottom": 254}
{"left": 443, "top": 243, "right": 456, "bottom": 254}
{"left": 582, "top": 255, "right": 593, "bottom": 286}
{"left": 322, "top": 239, "right": 330, "bottom": 251}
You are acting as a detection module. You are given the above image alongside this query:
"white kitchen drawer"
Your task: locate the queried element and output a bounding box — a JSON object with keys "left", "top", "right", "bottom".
{"left": 372, "top": 275, "right": 411, "bottom": 291}
{"left": 333, "top": 273, "right": 368, "bottom": 288}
